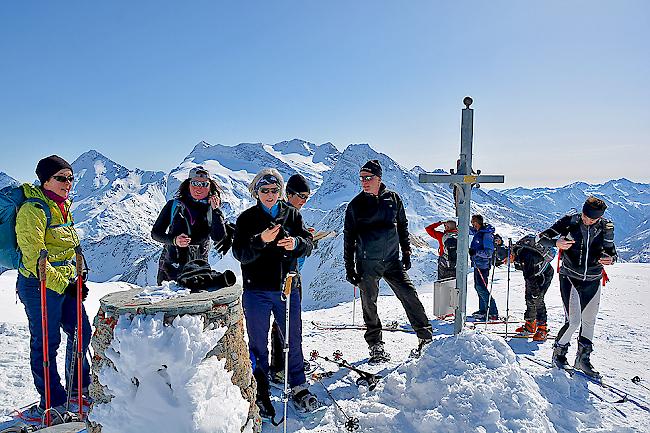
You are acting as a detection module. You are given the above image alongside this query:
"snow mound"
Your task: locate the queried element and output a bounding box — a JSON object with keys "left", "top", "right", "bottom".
{"left": 90, "top": 313, "right": 252, "bottom": 433}
{"left": 134, "top": 280, "right": 190, "bottom": 303}
{"left": 349, "top": 331, "right": 555, "bottom": 433}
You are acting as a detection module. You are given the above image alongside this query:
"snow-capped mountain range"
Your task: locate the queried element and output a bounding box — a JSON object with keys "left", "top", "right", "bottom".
{"left": 1, "top": 139, "right": 648, "bottom": 308}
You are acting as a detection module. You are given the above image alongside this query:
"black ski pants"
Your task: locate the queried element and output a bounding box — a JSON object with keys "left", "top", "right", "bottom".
{"left": 358, "top": 259, "right": 432, "bottom": 347}
{"left": 555, "top": 275, "right": 601, "bottom": 347}
{"left": 523, "top": 265, "right": 554, "bottom": 324}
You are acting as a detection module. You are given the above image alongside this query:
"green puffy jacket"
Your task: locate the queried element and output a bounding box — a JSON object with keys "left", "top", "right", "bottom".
{"left": 16, "top": 183, "right": 80, "bottom": 294}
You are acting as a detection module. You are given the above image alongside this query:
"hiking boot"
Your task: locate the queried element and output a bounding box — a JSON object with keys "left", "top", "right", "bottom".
{"left": 303, "top": 359, "right": 313, "bottom": 373}
{"left": 532, "top": 323, "right": 548, "bottom": 342}
{"left": 471, "top": 310, "right": 486, "bottom": 319}
{"left": 291, "top": 384, "right": 319, "bottom": 412}
{"left": 487, "top": 314, "right": 500, "bottom": 321}
{"left": 516, "top": 320, "right": 537, "bottom": 335}
{"left": 574, "top": 341, "right": 601, "bottom": 379}
{"left": 18, "top": 404, "right": 70, "bottom": 424}
{"left": 368, "top": 342, "right": 391, "bottom": 365}
{"left": 552, "top": 342, "right": 571, "bottom": 370}
{"left": 255, "top": 396, "right": 276, "bottom": 421}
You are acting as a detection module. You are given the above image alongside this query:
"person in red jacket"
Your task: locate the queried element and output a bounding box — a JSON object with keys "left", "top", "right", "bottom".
{"left": 425, "top": 220, "right": 458, "bottom": 280}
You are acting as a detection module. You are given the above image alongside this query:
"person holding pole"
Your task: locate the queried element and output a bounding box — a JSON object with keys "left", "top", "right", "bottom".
{"left": 232, "top": 169, "right": 318, "bottom": 420}
{"left": 539, "top": 196, "right": 617, "bottom": 377}
{"left": 344, "top": 160, "right": 433, "bottom": 363}
{"left": 15, "top": 155, "right": 91, "bottom": 421}
{"left": 469, "top": 214, "right": 498, "bottom": 321}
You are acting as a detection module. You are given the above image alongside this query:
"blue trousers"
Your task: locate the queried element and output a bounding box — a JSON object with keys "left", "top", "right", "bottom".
{"left": 474, "top": 267, "right": 498, "bottom": 316}
{"left": 17, "top": 274, "right": 91, "bottom": 408}
{"left": 242, "top": 289, "right": 306, "bottom": 389}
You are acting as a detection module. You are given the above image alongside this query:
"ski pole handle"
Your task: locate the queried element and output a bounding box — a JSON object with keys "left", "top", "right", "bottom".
{"left": 38, "top": 249, "right": 48, "bottom": 281}
{"left": 282, "top": 271, "right": 297, "bottom": 298}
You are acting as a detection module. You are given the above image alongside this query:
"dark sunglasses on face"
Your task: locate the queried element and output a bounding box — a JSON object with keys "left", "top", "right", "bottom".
{"left": 292, "top": 191, "right": 309, "bottom": 200}
{"left": 259, "top": 187, "right": 280, "bottom": 195}
{"left": 52, "top": 175, "right": 74, "bottom": 183}
{"left": 190, "top": 180, "right": 210, "bottom": 188}
{"left": 360, "top": 175, "right": 375, "bottom": 182}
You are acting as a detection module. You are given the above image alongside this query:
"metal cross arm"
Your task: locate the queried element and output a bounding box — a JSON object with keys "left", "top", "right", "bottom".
{"left": 418, "top": 174, "right": 505, "bottom": 185}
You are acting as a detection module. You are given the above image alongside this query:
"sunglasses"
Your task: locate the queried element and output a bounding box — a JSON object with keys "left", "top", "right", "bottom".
{"left": 359, "top": 175, "right": 375, "bottom": 182}
{"left": 52, "top": 175, "right": 74, "bottom": 183}
{"left": 190, "top": 180, "right": 210, "bottom": 188}
{"left": 259, "top": 187, "right": 280, "bottom": 195}
{"left": 289, "top": 191, "right": 309, "bottom": 200}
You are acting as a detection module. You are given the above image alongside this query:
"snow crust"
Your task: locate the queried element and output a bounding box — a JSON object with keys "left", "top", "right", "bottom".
{"left": 90, "top": 313, "right": 251, "bottom": 433}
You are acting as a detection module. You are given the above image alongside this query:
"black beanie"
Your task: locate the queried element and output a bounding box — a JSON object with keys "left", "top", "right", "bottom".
{"left": 286, "top": 174, "right": 310, "bottom": 194}
{"left": 36, "top": 155, "right": 73, "bottom": 184}
{"left": 360, "top": 159, "right": 382, "bottom": 178}
{"left": 582, "top": 196, "right": 607, "bottom": 219}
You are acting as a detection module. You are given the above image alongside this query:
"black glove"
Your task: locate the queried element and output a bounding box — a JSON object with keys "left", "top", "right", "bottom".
{"left": 468, "top": 248, "right": 476, "bottom": 256}
{"left": 216, "top": 222, "right": 235, "bottom": 255}
{"left": 65, "top": 279, "right": 89, "bottom": 301}
{"left": 401, "top": 254, "right": 411, "bottom": 271}
{"left": 346, "top": 269, "right": 361, "bottom": 285}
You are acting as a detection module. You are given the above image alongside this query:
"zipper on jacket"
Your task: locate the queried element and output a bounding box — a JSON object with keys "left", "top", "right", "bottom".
{"left": 583, "top": 227, "right": 590, "bottom": 280}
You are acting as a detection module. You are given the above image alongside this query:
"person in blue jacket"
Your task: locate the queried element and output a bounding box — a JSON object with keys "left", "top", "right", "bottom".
{"left": 469, "top": 214, "right": 498, "bottom": 320}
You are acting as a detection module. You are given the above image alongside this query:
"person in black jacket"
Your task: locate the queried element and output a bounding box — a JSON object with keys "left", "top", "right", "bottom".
{"left": 232, "top": 168, "right": 317, "bottom": 415}
{"left": 344, "top": 160, "right": 433, "bottom": 363}
{"left": 510, "top": 240, "right": 554, "bottom": 341}
{"left": 151, "top": 166, "right": 227, "bottom": 285}
{"left": 539, "top": 196, "right": 617, "bottom": 377}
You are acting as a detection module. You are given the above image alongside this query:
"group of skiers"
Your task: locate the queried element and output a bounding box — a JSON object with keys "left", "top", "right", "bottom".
{"left": 9, "top": 154, "right": 617, "bottom": 427}
{"left": 425, "top": 196, "right": 617, "bottom": 378}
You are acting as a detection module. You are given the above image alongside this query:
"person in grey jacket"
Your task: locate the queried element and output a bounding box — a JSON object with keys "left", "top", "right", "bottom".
{"left": 539, "top": 196, "right": 617, "bottom": 377}
{"left": 344, "top": 160, "right": 433, "bottom": 363}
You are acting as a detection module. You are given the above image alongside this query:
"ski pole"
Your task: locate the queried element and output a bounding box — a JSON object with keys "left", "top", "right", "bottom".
{"left": 75, "top": 246, "right": 85, "bottom": 419}
{"left": 280, "top": 271, "right": 297, "bottom": 433}
{"left": 484, "top": 259, "right": 498, "bottom": 331}
{"left": 352, "top": 286, "right": 357, "bottom": 326}
{"left": 65, "top": 328, "right": 78, "bottom": 413}
{"left": 38, "top": 249, "right": 51, "bottom": 427}
{"left": 505, "top": 239, "right": 512, "bottom": 338}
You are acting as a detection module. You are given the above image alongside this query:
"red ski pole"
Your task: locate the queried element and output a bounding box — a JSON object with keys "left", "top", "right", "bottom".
{"left": 38, "top": 249, "right": 51, "bottom": 427}
{"left": 75, "top": 246, "right": 84, "bottom": 419}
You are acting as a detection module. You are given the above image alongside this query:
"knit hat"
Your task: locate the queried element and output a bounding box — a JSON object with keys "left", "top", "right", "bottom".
{"left": 189, "top": 166, "right": 210, "bottom": 179}
{"left": 286, "top": 174, "right": 310, "bottom": 194}
{"left": 35, "top": 155, "right": 73, "bottom": 184}
{"left": 582, "top": 196, "right": 607, "bottom": 219}
{"left": 360, "top": 159, "right": 382, "bottom": 178}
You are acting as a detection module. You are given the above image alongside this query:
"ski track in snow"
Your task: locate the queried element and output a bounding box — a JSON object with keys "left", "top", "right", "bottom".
{"left": 1, "top": 264, "right": 649, "bottom": 432}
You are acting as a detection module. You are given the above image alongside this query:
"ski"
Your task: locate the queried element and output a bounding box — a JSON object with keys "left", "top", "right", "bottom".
{"left": 309, "top": 350, "right": 382, "bottom": 391}
{"left": 489, "top": 331, "right": 557, "bottom": 340}
{"left": 311, "top": 321, "right": 415, "bottom": 334}
{"left": 523, "top": 356, "right": 650, "bottom": 413}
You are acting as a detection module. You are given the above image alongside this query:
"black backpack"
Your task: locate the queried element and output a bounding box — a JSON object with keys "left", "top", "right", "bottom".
{"left": 514, "top": 235, "right": 556, "bottom": 273}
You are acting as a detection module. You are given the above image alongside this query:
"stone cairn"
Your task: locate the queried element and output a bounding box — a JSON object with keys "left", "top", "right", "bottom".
{"left": 87, "top": 285, "right": 261, "bottom": 432}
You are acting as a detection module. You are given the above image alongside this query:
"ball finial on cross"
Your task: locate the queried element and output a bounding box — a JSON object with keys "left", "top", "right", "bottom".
{"left": 463, "top": 96, "right": 473, "bottom": 108}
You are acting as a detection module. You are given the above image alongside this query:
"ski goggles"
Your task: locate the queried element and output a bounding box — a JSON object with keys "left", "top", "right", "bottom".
{"left": 359, "top": 175, "right": 375, "bottom": 182}
{"left": 52, "top": 175, "right": 74, "bottom": 183}
{"left": 190, "top": 180, "right": 210, "bottom": 188}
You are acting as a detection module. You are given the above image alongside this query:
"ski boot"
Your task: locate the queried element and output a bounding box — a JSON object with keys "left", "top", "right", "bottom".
{"left": 368, "top": 342, "right": 391, "bottom": 365}
{"left": 291, "top": 384, "right": 320, "bottom": 412}
{"left": 410, "top": 337, "right": 433, "bottom": 358}
{"left": 515, "top": 319, "right": 536, "bottom": 336}
{"left": 255, "top": 395, "right": 276, "bottom": 422}
{"left": 574, "top": 341, "right": 601, "bottom": 379}
{"left": 532, "top": 323, "right": 548, "bottom": 342}
{"left": 270, "top": 369, "right": 284, "bottom": 385}
{"left": 552, "top": 342, "right": 572, "bottom": 371}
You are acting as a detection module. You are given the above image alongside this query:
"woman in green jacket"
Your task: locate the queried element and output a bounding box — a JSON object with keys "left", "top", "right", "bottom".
{"left": 16, "top": 155, "right": 91, "bottom": 418}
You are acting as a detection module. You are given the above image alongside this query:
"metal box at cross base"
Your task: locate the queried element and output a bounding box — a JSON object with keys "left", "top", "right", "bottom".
{"left": 433, "top": 278, "right": 456, "bottom": 317}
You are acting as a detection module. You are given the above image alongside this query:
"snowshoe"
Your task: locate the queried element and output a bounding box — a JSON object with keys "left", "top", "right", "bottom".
{"left": 368, "top": 343, "right": 391, "bottom": 365}
{"left": 409, "top": 337, "right": 433, "bottom": 359}
{"left": 291, "top": 386, "right": 320, "bottom": 413}
{"left": 0, "top": 421, "right": 36, "bottom": 433}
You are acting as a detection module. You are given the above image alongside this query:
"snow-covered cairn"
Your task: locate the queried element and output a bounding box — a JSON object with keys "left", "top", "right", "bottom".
{"left": 87, "top": 285, "right": 260, "bottom": 433}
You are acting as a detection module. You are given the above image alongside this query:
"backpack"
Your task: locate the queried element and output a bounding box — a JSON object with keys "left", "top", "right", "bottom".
{"left": 0, "top": 185, "right": 54, "bottom": 269}
{"left": 513, "top": 234, "right": 556, "bottom": 275}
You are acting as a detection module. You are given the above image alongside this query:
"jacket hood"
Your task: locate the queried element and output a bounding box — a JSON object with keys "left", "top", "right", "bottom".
{"left": 470, "top": 223, "right": 495, "bottom": 235}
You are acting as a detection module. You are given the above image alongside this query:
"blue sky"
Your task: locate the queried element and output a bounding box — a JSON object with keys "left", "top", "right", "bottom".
{"left": 1, "top": 1, "right": 648, "bottom": 188}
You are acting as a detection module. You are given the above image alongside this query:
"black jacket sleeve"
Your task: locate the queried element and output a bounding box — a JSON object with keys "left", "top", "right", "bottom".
{"left": 209, "top": 208, "right": 227, "bottom": 244}
{"left": 539, "top": 215, "right": 572, "bottom": 241}
{"left": 151, "top": 200, "right": 176, "bottom": 245}
{"left": 343, "top": 203, "right": 357, "bottom": 272}
{"left": 232, "top": 212, "right": 267, "bottom": 265}
{"left": 602, "top": 219, "right": 618, "bottom": 261}
{"left": 395, "top": 193, "right": 411, "bottom": 255}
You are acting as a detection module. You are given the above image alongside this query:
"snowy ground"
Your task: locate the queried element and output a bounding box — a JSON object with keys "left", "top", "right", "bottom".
{"left": 1, "top": 263, "right": 649, "bottom": 432}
